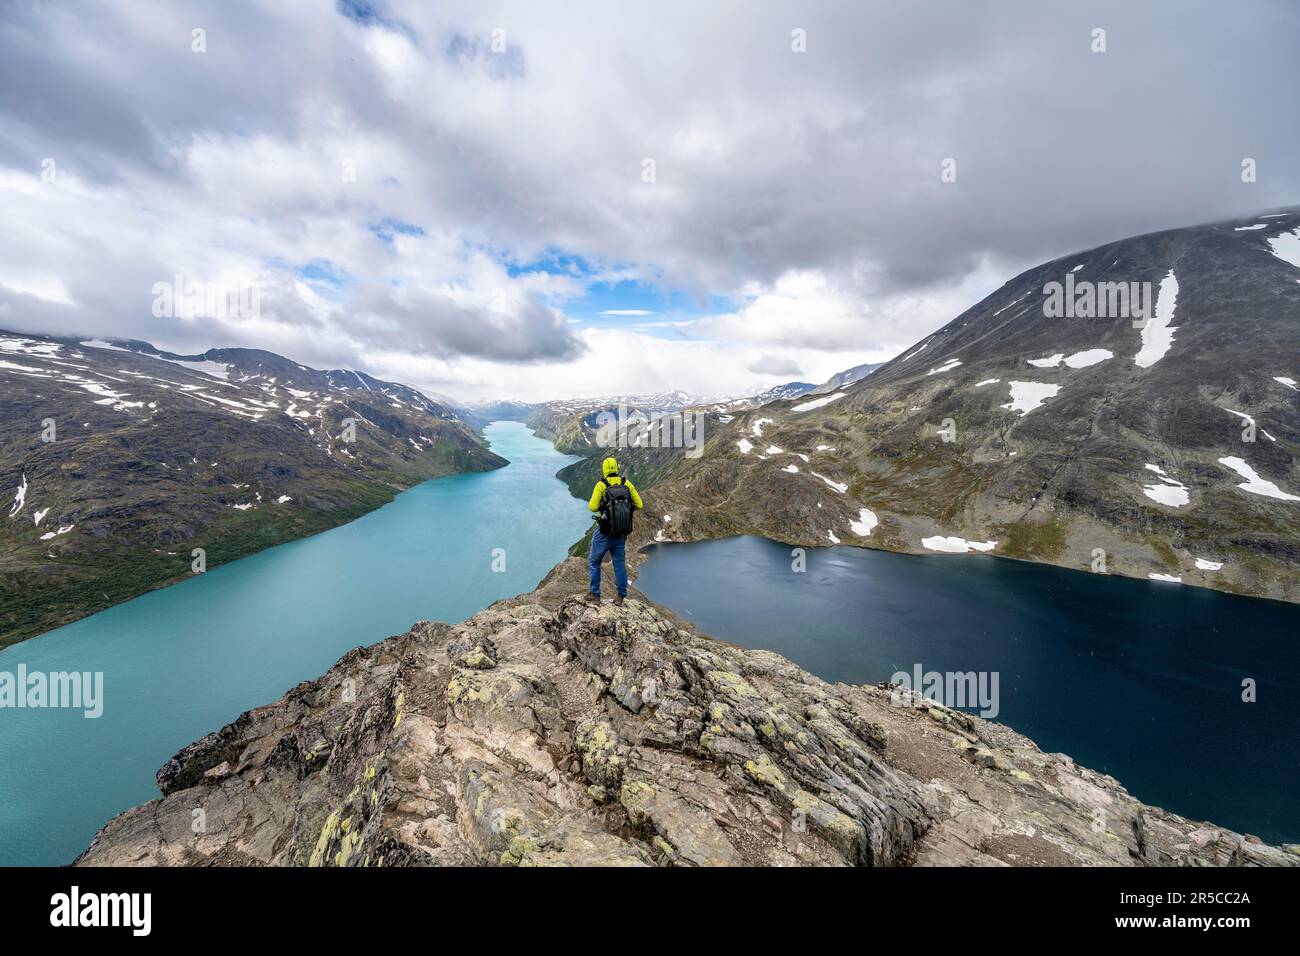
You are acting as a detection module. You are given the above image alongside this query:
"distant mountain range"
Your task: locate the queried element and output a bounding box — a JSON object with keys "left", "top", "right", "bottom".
{"left": 563, "top": 208, "right": 1300, "bottom": 603}
{"left": 486, "top": 366, "right": 878, "bottom": 457}
{"left": 809, "top": 362, "right": 882, "bottom": 394}
{"left": 0, "top": 333, "right": 503, "bottom": 644}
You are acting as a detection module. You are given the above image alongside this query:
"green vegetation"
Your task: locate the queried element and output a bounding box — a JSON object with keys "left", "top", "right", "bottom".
{"left": 1146, "top": 536, "right": 1180, "bottom": 570}
{"left": 997, "top": 517, "right": 1070, "bottom": 561}
{"left": 0, "top": 484, "right": 396, "bottom": 647}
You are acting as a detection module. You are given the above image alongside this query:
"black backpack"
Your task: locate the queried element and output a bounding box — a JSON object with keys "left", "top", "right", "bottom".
{"left": 602, "top": 479, "right": 635, "bottom": 537}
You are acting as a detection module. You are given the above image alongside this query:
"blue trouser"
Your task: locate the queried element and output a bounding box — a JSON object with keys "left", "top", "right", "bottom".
{"left": 589, "top": 526, "right": 628, "bottom": 597}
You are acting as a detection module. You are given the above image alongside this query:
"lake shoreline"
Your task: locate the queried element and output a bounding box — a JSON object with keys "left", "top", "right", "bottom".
{"left": 633, "top": 534, "right": 1300, "bottom": 845}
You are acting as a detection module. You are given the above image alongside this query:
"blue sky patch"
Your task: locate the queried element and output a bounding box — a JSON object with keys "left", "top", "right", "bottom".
{"left": 371, "top": 218, "right": 426, "bottom": 243}
{"left": 292, "top": 259, "right": 352, "bottom": 300}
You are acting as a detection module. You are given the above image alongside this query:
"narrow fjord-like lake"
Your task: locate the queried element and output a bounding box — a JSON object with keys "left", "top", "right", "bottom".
{"left": 0, "top": 422, "right": 587, "bottom": 865}
{"left": 635, "top": 536, "right": 1300, "bottom": 845}
{"left": 3, "top": 427, "right": 1297, "bottom": 865}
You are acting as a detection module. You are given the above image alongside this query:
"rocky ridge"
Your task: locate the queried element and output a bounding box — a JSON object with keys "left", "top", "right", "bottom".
{"left": 76, "top": 558, "right": 1298, "bottom": 867}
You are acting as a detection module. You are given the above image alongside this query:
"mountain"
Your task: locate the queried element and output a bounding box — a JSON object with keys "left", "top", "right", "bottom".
{"left": 462, "top": 399, "right": 533, "bottom": 424}
{"left": 0, "top": 332, "right": 504, "bottom": 644}
{"left": 572, "top": 209, "right": 1300, "bottom": 603}
{"left": 523, "top": 377, "right": 855, "bottom": 457}
{"left": 809, "top": 361, "right": 882, "bottom": 394}
{"left": 744, "top": 381, "right": 817, "bottom": 406}
{"left": 524, "top": 391, "right": 709, "bottom": 455}
{"left": 75, "top": 559, "right": 1297, "bottom": 866}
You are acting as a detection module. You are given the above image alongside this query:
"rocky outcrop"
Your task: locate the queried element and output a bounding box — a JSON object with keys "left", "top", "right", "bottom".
{"left": 76, "top": 559, "right": 1299, "bottom": 867}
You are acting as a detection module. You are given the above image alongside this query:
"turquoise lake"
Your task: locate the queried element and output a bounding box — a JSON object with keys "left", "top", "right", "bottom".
{"left": 0, "top": 422, "right": 588, "bottom": 865}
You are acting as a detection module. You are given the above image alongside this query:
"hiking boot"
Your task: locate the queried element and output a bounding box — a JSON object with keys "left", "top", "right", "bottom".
{"left": 613, "top": 594, "right": 625, "bottom": 607}
{"left": 583, "top": 592, "right": 601, "bottom": 605}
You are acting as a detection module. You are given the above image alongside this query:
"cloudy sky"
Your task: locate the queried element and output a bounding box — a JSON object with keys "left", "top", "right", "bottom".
{"left": 1, "top": 0, "right": 1297, "bottom": 402}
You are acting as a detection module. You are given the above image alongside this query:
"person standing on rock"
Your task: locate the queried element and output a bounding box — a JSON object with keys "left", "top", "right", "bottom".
{"left": 586, "top": 456, "right": 643, "bottom": 606}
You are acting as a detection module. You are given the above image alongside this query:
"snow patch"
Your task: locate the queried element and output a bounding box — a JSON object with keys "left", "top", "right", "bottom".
{"left": 1217, "top": 457, "right": 1300, "bottom": 501}
{"left": 1002, "top": 381, "right": 1061, "bottom": 415}
{"left": 925, "top": 358, "right": 962, "bottom": 376}
{"left": 275, "top": 495, "right": 292, "bottom": 504}
{"left": 1064, "top": 349, "right": 1113, "bottom": 368}
{"left": 155, "top": 357, "right": 231, "bottom": 380}
{"left": 1267, "top": 228, "right": 1300, "bottom": 270}
{"left": 1274, "top": 376, "right": 1298, "bottom": 391}
{"left": 810, "top": 472, "right": 847, "bottom": 493}
{"left": 1222, "top": 408, "right": 1276, "bottom": 442}
{"left": 8, "top": 473, "right": 28, "bottom": 517}
{"left": 1135, "top": 271, "right": 1179, "bottom": 368}
{"left": 791, "top": 392, "right": 846, "bottom": 412}
{"left": 1028, "top": 353, "right": 1064, "bottom": 368}
{"left": 1148, "top": 573, "right": 1182, "bottom": 583}
{"left": 849, "top": 508, "right": 878, "bottom": 536}
{"left": 751, "top": 418, "right": 772, "bottom": 437}
{"left": 80, "top": 339, "right": 134, "bottom": 353}
{"left": 766, "top": 445, "right": 784, "bottom": 455}
{"left": 1142, "top": 463, "right": 1190, "bottom": 507}
{"left": 992, "top": 293, "right": 1030, "bottom": 316}
{"left": 974, "top": 378, "right": 1000, "bottom": 387}
{"left": 736, "top": 438, "right": 754, "bottom": 455}
{"left": 827, "top": 530, "right": 840, "bottom": 544}
{"left": 0, "top": 336, "right": 60, "bottom": 356}
{"left": 33, "top": 507, "right": 49, "bottom": 526}
{"left": 40, "top": 524, "right": 74, "bottom": 540}
{"left": 781, "top": 464, "right": 799, "bottom": 473}
{"left": 1195, "top": 558, "right": 1224, "bottom": 571}
{"left": 922, "top": 536, "right": 997, "bottom": 553}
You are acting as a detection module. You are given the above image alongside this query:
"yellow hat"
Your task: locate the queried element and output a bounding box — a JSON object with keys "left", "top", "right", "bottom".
{"left": 602, "top": 456, "right": 619, "bottom": 477}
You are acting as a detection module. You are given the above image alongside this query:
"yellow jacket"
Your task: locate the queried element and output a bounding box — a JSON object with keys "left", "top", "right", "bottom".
{"left": 589, "top": 456, "right": 644, "bottom": 512}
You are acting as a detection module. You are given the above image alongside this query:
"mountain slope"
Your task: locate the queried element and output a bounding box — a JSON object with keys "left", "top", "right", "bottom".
{"left": 0, "top": 332, "right": 505, "bottom": 644}
{"left": 809, "top": 361, "right": 881, "bottom": 394}
{"left": 607, "top": 210, "right": 1300, "bottom": 602}
{"left": 747, "top": 381, "right": 817, "bottom": 405}
{"left": 74, "top": 559, "right": 1297, "bottom": 867}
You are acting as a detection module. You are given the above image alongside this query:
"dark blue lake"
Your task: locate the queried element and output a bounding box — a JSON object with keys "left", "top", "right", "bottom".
{"left": 635, "top": 535, "right": 1300, "bottom": 845}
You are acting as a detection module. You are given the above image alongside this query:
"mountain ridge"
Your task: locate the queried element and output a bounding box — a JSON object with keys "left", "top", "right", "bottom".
{"left": 0, "top": 331, "right": 504, "bottom": 645}
{"left": 558, "top": 208, "right": 1300, "bottom": 603}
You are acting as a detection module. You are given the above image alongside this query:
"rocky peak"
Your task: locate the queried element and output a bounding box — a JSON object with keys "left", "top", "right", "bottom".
{"left": 77, "top": 559, "right": 1299, "bottom": 867}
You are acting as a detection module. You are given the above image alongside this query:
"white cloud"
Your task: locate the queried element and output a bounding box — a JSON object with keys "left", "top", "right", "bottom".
{"left": 1, "top": 1, "right": 1297, "bottom": 403}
